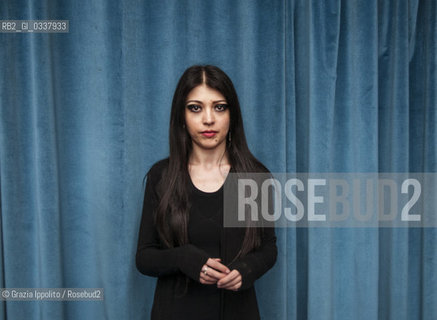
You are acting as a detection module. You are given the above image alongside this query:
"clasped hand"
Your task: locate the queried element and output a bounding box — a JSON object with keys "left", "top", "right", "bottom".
{"left": 199, "top": 258, "right": 242, "bottom": 291}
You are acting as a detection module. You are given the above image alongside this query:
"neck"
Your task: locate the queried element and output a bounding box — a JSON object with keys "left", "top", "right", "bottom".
{"left": 189, "top": 143, "right": 229, "bottom": 168}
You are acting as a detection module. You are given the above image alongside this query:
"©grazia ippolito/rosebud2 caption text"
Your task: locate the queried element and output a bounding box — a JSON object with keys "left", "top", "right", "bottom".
{"left": 0, "top": 288, "right": 103, "bottom": 301}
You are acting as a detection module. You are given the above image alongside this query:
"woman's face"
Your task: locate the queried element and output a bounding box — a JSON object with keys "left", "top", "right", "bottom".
{"left": 184, "top": 84, "right": 230, "bottom": 151}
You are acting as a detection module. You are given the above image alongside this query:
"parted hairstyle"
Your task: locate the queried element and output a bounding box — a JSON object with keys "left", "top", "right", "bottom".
{"left": 154, "top": 65, "right": 268, "bottom": 263}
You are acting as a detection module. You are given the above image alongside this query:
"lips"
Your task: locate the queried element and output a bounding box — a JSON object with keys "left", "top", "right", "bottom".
{"left": 201, "top": 130, "right": 217, "bottom": 138}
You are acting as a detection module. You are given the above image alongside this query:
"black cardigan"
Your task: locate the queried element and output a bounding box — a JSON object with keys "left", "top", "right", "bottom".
{"left": 136, "top": 159, "right": 277, "bottom": 319}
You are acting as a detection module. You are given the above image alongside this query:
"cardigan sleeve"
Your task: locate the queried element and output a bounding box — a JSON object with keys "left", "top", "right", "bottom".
{"left": 135, "top": 162, "right": 210, "bottom": 281}
{"left": 227, "top": 225, "right": 277, "bottom": 291}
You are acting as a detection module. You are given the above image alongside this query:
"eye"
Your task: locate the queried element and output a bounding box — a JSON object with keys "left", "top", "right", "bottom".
{"left": 187, "top": 104, "right": 201, "bottom": 112}
{"left": 215, "top": 104, "right": 228, "bottom": 112}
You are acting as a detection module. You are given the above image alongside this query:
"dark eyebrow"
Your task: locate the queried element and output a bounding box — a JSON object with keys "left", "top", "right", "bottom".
{"left": 186, "top": 100, "right": 202, "bottom": 104}
{"left": 185, "top": 100, "right": 228, "bottom": 105}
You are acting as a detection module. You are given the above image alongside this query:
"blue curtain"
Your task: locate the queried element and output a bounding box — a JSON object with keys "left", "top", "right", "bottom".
{"left": 0, "top": 0, "right": 435, "bottom": 319}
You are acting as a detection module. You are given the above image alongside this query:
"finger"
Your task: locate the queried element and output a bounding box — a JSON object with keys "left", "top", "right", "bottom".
{"left": 219, "top": 276, "right": 241, "bottom": 289}
{"left": 199, "top": 268, "right": 218, "bottom": 284}
{"left": 201, "top": 273, "right": 218, "bottom": 283}
{"left": 203, "top": 263, "right": 229, "bottom": 280}
{"left": 206, "top": 258, "right": 230, "bottom": 274}
{"left": 222, "top": 282, "right": 242, "bottom": 291}
{"left": 200, "top": 263, "right": 226, "bottom": 281}
{"left": 217, "top": 270, "right": 240, "bottom": 286}
{"left": 207, "top": 258, "right": 226, "bottom": 269}
{"left": 217, "top": 272, "right": 242, "bottom": 290}
{"left": 203, "top": 267, "right": 228, "bottom": 280}
{"left": 220, "top": 270, "right": 240, "bottom": 284}
{"left": 230, "top": 282, "right": 242, "bottom": 291}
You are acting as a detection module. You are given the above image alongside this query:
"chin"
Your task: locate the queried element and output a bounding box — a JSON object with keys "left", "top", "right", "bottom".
{"left": 195, "top": 139, "right": 226, "bottom": 150}
{"left": 199, "top": 143, "right": 222, "bottom": 150}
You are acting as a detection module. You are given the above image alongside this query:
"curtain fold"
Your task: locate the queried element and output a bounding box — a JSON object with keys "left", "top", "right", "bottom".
{"left": 0, "top": 0, "right": 435, "bottom": 319}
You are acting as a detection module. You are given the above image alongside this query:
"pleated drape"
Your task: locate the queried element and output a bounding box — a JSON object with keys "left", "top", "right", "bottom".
{"left": 0, "top": 0, "right": 435, "bottom": 319}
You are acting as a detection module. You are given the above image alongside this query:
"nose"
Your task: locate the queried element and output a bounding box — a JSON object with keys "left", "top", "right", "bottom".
{"left": 202, "top": 107, "right": 215, "bottom": 125}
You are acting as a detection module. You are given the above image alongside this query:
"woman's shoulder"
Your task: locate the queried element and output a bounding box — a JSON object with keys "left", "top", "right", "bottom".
{"left": 144, "top": 158, "right": 169, "bottom": 186}
{"left": 148, "top": 158, "right": 169, "bottom": 174}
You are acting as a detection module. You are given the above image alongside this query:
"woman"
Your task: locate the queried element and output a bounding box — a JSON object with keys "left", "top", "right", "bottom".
{"left": 136, "top": 65, "right": 277, "bottom": 320}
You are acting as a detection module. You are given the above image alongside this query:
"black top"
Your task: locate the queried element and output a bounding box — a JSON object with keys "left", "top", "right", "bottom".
{"left": 136, "top": 159, "right": 277, "bottom": 320}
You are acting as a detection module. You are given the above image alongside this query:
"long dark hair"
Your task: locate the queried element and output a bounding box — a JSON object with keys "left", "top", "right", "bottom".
{"left": 155, "top": 65, "right": 267, "bottom": 261}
